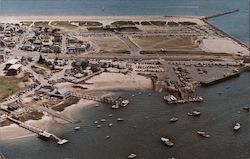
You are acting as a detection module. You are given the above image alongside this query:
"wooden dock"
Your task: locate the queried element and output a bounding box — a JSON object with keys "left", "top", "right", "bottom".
{"left": 6, "top": 116, "right": 68, "bottom": 145}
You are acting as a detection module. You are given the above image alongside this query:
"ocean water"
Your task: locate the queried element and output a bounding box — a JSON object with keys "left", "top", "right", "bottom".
{"left": 0, "top": 1, "right": 250, "bottom": 159}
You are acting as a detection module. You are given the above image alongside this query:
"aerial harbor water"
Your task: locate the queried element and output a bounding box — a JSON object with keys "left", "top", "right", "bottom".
{"left": 0, "top": 73, "right": 250, "bottom": 159}
{"left": 0, "top": 0, "right": 249, "bottom": 159}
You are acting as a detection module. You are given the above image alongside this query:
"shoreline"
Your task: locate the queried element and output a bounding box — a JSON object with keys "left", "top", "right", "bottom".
{"left": 0, "top": 72, "right": 153, "bottom": 140}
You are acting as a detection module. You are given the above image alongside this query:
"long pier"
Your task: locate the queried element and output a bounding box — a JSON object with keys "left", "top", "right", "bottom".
{"left": 72, "top": 92, "right": 117, "bottom": 105}
{"left": 202, "top": 9, "right": 239, "bottom": 20}
{"left": 71, "top": 92, "right": 129, "bottom": 107}
{"left": 6, "top": 116, "right": 68, "bottom": 145}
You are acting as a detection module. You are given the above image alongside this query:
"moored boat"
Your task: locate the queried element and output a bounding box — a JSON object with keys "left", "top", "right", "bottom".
{"left": 74, "top": 126, "right": 80, "bottom": 131}
{"left": 121, "top": 99, "right": 130, "bottom": 107}
{"left": 197, "top": 131, "right": 210, "bottom": 138}
{"left": 160, "top": 137, "right": 174, "bottom": 147}
{"left": 169, "top": 117, "right": 178, "bottom": 122}
{"left": 128, "top": 153, "right": 137, "bottom": 159}
{"left": 117, "top": 118, "right": 124, "bottom": 122}
{"left": 233, "top": 123, "right": 240, "bottom": 131}
{"left": 188, "top": 111, "right": 201, "bottom": 116}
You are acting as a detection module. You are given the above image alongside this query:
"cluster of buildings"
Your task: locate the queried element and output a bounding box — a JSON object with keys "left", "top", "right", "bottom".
{"left": 21, "top": 27, "right": 63, "bottom": 53}
{"left": 66, "top": 36, "right": 89, "bottom": 54}
{"left": 3, "top": 59, "right": 22, "bottom": 76}
{"left": 0, "top": 23, "right": 25, "bottom": 62}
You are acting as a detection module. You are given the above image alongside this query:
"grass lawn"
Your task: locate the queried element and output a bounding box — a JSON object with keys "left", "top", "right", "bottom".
{"left": 131, "top": 36, "right": 198, "bottom": 50}
{"left": 0, "top": 76, "right": 25, "bottom": 101}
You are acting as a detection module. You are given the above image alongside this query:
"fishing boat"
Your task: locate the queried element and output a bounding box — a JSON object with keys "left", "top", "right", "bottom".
{"left": 233, "top": 123, "right": 240, "bottom": 131}
{"left": 197, "top": 131, "right": 210, "bottom": 138}
{"left": 161, "top": 137, "right": 174, "bottom": 147}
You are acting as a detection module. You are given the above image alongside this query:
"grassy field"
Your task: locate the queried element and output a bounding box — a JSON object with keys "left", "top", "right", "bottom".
{"left": 130, "top": 36, "right": 199, "bottom": 50}
{"left": 51, "top": 21, "right": 77, "bottom": 28}
{"left": 0, "top": 76, "right": 26, "bottom": 101}
{"left": 85, "top": 36, "right": 129, "bottom": 52}
{"left": 34, "top": 21, "right": 50, "bottom": 27}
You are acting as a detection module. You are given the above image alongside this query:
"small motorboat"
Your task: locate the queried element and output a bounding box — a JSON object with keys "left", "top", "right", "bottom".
{"left": 128, "top": 153, "right": 137, "bottom": 159}
{"left": 106, "top": 135, "right": 110, "bottom": 139}
{"left": 108, "top": 114, "right": 113, "bottom": 117}
{"left": 101, "top": 119, "right": 106, "bottom": 122}
{"left": 74, "top": 126, "right": 80, "bottom": 131}
{"left": 117, "top": 118, "right": 124, "bottom": 122}
{"left": 234, "top": 123, "right": 241, "bottom": 131}
{"left": 132, "top": 94, "right": 135, "bottom": 97}
{"left": 169, "top": 117, "right": 178, "bottom": 122}
{"left": 160, "top": 137, "right": 174, "bottom": 147}
{"left": 197, "top": 131, "right": 209, "bottom": 138}
{"left": 121, "top": 100, "right": 130, "bottom": 107}
{"left": 57, "top": 139, "right": 68, "bottom": 145}
{"left": 94, "top": 121, "right": 98, "bottom": 124}
{"left": 97, "top": 125, "right": 101, "bottom": 128}
{"left": 188, "top": 111, "right": 201, "bottom": 116}
{"left": 108, "top": 123, "right": 113, "bottom": 127}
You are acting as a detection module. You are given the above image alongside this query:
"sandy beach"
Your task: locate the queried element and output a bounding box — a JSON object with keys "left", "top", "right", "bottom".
{"left": 83, "top": 72, "right": 153, "bottom": 91}
{"left": 199, "top": 37, "right": 249, "bottom": 56}
{"left": 0, "top": 15, "right": 206, "bottom": 25}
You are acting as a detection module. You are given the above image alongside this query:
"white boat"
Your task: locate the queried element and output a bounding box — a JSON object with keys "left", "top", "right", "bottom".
{"left": 160, "top": 137, "right": 174, "bottom": 147}
{"left": 106, "top": 135, "right": 110, "bottom": 139}
{"left": 188, "top": 111, "right": 201, "bottom": 116}
{"left": 108, "top": 114, "right": 113, "bottom": 117}
{"left": 57, "top": 139, "right": 68, "bottom": 145}
{"left": 74, "top": 126, "right": 80, "bottom": 131}
{"left": 109, "top": 123, "right": 113, "bottom": 127}
{"left": 197, "top": 131, "right": 210, "bottom": 138}
{"left": 164, "top": 95, "right": 177, "bottom": 102}
{"left": 128, "top": 153, "right": 137, "bottom": 159}
{"left": 121, "top": 100, "right": 130, "bottom": 107}
{"left": 101, "top": 119, "right": 106, "bottom": 122}
{"left": 234, "top": 123, "right": 240, "bottom": 131}
{"left": 117, "top": 118, "right": 124, "bottom": 122}
{"left": 97, "top": 125, "right": 101, "bottom": 128}
{"left": 94, "top": 121, "right": 98, "bottom": 124}
{"left": 169, "top": 117, "right": 178, "bottom": 122}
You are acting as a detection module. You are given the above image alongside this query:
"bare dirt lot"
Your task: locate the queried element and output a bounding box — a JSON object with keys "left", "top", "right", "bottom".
{"left": 81, "top": 36, "right": 129, "bottom": 53}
